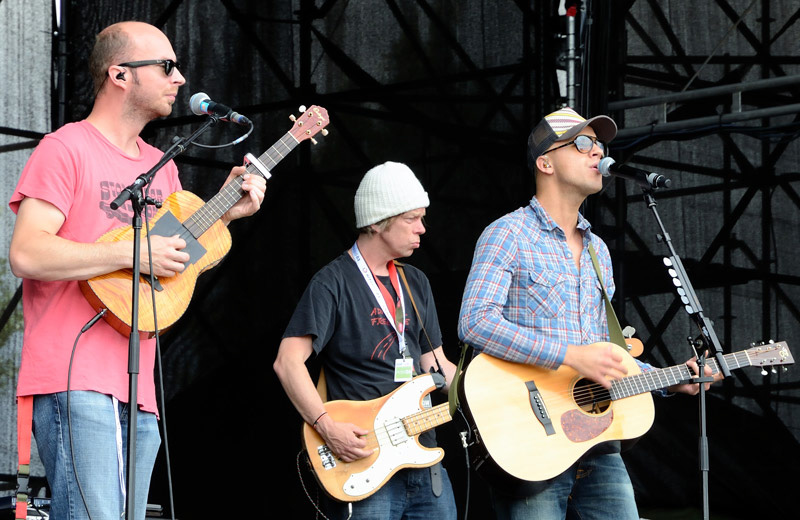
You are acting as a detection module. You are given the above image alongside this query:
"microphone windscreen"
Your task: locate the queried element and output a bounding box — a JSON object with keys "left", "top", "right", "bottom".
{"left": 189, "top": 92, "right": 210, "bottom": 116}
{"left": 598, "top": 157, "right": 616, "bottom": 177}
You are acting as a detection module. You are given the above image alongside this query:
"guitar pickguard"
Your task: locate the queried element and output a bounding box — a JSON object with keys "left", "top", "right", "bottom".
{"left": 561, "top": 409, "right": 613, "bottom": 442}
{"left": 341, "top": 376, "right": 443, "bottom": 498}
{"left": 149, "top": 210, "right": 207, "bottom": 266}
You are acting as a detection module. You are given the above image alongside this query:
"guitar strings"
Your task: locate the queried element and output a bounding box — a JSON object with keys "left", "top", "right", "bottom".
{"left": 347, "top": 403, "right": 449, "bottom": 453}
{"left": 547, "top": 351, "right": 752, "bottom": 408}
{"left": 185, "top": 133, "right": 297, "bottom": 234}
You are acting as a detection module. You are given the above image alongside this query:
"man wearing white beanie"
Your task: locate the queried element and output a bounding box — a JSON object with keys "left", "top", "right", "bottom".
{"left": 274, "top": 161, "right": 458, "bottom": 518}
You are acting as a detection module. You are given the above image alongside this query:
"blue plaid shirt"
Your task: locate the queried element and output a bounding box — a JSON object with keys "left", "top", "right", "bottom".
{"left": 459, "top": 196, "right": 651, "bottom": 371}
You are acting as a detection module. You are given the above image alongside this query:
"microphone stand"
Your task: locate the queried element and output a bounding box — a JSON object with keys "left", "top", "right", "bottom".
{"left": 640, "top": 189, "right": 731, "bottom": 520}
{"left": 110, "top": 115, "right": 220, "bottom": 520}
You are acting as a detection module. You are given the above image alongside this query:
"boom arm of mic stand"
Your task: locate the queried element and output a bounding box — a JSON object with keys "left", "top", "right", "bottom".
{"left": 111, "top": 115, "right": 220, "bottom": 210}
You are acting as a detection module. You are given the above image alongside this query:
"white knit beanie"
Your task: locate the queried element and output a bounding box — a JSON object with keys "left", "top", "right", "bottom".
{"left": 354, "top": 161, "right": 430, "bottom": 228}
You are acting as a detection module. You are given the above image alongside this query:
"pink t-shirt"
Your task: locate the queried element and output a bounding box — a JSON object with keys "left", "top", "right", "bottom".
{"left": 10, "top": 120, "right": 182, "bottom": 413}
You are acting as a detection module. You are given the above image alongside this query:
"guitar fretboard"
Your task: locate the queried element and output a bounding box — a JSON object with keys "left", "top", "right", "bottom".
{"left": 402, "top": 403, "right": 451, "bottom": 436}
{"left": 610, "top": 350, "right": 753, "bottom": 400}
{"left": 182, "top": 132, "right": 299, "bottom": 237}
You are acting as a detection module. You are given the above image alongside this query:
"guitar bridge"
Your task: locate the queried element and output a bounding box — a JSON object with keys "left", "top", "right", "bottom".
{"left": 525, "top": 380, "right": 556, "bottom": 436}
{"left": 316, "top": 444, "right": 337, "bottom": 470}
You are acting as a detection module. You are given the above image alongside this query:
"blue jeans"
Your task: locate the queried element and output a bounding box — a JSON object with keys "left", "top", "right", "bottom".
{"left": 491, "top": 453, "right": 639, "bottom": 520}
{"left": 33, "top": 391, "right": 161, "bottom": 520}
{"left": 321, "top": 465, "right": 457, "bottom": 520}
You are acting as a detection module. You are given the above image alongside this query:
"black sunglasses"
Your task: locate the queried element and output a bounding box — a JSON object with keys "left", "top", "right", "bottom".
{"left": 544, "top": 134, "right": 606, "bottom": 156}
{"left": 117, "top": 59, "right": 181, "bottom": 76}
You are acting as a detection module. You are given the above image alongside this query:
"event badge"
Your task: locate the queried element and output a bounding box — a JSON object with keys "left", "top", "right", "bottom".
{"left": 394, "top": 357, "right": 414, "bottom": 382}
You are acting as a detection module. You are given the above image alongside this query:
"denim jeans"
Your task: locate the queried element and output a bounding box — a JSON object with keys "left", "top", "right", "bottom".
{"left": 491, "top": 453, "right": 639, "bottom": 520}
{"left": 320, "top": 465, "right": 457, "bottom": 520}
{"left": 33, "top": 391, "right": 161, "bottom": 520}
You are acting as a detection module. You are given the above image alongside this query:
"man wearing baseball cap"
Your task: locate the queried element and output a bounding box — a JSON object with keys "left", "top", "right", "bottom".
{"left": 274, "top": 161, "right": 457, "bottom": 518}
{"left": 458, "top": 108, "right": 717, "bottom": 518}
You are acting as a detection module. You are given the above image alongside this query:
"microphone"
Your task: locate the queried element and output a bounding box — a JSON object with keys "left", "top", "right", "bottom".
{"left": 598, "top": 157, "right": 671, "bottom": 189}
{"left": 189, "top": 92, "right": 251, "bottom": 125}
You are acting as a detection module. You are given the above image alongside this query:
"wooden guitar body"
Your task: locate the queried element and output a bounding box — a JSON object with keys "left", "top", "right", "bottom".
{"left": 79, "top": 190, "right": 231, "bottom": 337}
{"left": 458, "top": 341, "right": 791, "bottom": 484}
{"left": 78, "top": 105, "right": 330, "bottom": 337}
{"left": 460, "top": 350, "right": 654, "bottom": 483}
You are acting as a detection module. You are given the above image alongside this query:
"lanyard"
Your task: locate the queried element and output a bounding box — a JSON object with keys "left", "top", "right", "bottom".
{"left": 350, "top": 242, "right": 407, "bottom": 356}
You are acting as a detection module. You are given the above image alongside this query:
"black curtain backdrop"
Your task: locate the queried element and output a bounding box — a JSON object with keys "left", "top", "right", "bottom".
{"left": 50, "top": 1, "right": 800, "bottom": 518}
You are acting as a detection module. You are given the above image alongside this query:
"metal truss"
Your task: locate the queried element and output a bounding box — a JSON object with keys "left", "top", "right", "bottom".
{"left": 594, "top": 0, "right": 800, "bottom": 410}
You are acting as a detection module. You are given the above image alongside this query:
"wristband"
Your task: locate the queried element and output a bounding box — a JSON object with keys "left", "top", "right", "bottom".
{"left": 312, "top": 411, "right": 327, "bottom": 428}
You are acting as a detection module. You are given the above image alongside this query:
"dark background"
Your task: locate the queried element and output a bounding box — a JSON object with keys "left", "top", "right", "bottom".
{"left": 2, "top": 1, "right": 800, "bottom": 518}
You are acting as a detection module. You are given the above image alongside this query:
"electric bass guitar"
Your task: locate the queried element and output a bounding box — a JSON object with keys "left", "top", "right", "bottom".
{"left": 80, "top": 105, "right": 330, "bottom": 337}
{"left": 459, "top": 341, "right": 793, "bottom": 483}
{"left": 303, "top": 374, "right": 452, "bottom": 502}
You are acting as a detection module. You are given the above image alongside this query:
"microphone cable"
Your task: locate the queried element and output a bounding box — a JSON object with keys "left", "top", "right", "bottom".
{"left": 66, "top": 309, "right": 107, "bottom": 520}
{"left": 190, "top": 117, "right": 253, "bottom": 149}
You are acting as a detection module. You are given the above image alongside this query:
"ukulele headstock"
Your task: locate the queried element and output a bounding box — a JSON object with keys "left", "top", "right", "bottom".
{"left": 289, "top": 105, "right": 330, "bottom": 145}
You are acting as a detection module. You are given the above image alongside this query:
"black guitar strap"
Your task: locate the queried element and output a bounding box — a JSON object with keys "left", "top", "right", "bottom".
{"left": 394, "top": 261, "right": 446, "bottom": 497}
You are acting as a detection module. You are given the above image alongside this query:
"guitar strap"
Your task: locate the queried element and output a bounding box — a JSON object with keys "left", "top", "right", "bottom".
{"left": 587, "top": 243, "right": 626, "bottom": 349}
{"left": 15, "top": 395, "right": 33, "bottom": 520}
{"left": 394, "top": 261, "right": 445, "bottom": 497}
{"left": 394, "top": 262, "right": 437, "bottom": 362}
{"left": 395, "top": 262, "right": 469, "bottom": 417}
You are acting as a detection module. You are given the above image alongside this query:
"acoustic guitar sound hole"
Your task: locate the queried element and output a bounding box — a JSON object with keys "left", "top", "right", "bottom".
{"left": 573, "top": 378, "right": 611, "bottom": 414}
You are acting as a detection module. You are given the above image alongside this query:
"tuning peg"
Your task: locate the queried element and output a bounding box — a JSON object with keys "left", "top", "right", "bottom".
{"left": 310, "top": 138, "right": 318, "bottom": 145}
{"left": 761, "top": 367, "right": 769, "bottom": 376}
{"left": 622, "top": 326, "right": 636, "bottom": 338}
{"left": 289, "top": 114, "right": 297, "bottom": 122}
{"left": 299, "top": 105, "right": 307, "bottom": 113}
{"left": 771, "top": 367, "right": 778, "bottom": 374}
{"left": 321, "top": 129, "right": 329, "bottom": 137}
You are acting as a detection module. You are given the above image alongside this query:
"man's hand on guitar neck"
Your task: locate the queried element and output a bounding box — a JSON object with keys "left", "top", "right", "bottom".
{"left": 563, "top": 342, "right": 628, "bottom": 389}
{"left": 220, "top": 165, "right": 267, "bottom": 225}
{"left": 667, "top": 354, "right": 724, "bottom": 395}
{"left": 313, "top": 414, "right": 373, "bottom": 463}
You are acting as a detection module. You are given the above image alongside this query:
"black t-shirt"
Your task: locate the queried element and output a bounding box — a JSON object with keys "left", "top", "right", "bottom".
{"left": 284, "top": 251, "right": 443, "bottom": 403}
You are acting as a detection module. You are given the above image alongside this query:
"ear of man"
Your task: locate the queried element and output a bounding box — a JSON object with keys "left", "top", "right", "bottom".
{"left": 536, "top": 155, "right": 553, "bottom": 174}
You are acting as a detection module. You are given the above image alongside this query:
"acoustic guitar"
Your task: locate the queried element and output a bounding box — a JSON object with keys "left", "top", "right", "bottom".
{"left": 303, "top": 374, "right": 452, "bottom": 502}
{"left": 79, "top": 105, "right": 330, "bottom": 337}
{"left": 459, "top": 341, "right": 793, "bottom": 483}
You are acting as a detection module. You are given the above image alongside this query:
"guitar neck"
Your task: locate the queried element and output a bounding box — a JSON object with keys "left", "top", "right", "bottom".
{"left": 182, "top": 132, "right": 299, "bottom": 237}
{"left": 402, "top": 403, "right": 452, "bottom": 437}
{"left": 611, "top": 350, "right": 749, "bottom": 400}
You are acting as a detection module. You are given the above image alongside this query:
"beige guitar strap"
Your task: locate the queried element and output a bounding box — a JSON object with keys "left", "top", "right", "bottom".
{"left": 588, "top": 243, "right": 626, "bottom": 349}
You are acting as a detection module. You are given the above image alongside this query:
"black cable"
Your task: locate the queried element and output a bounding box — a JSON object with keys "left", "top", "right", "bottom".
{"left": 190, "top": 120, "right": 254, "bottom": 149}
{"left": 66, "top": 309, "right": 106, "bottom": 520}
{"left": 140, "top": 190, "right": 178, "bottom": 520}
{"left": 296, "top": 450, "right": 333, "bottom": 520}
